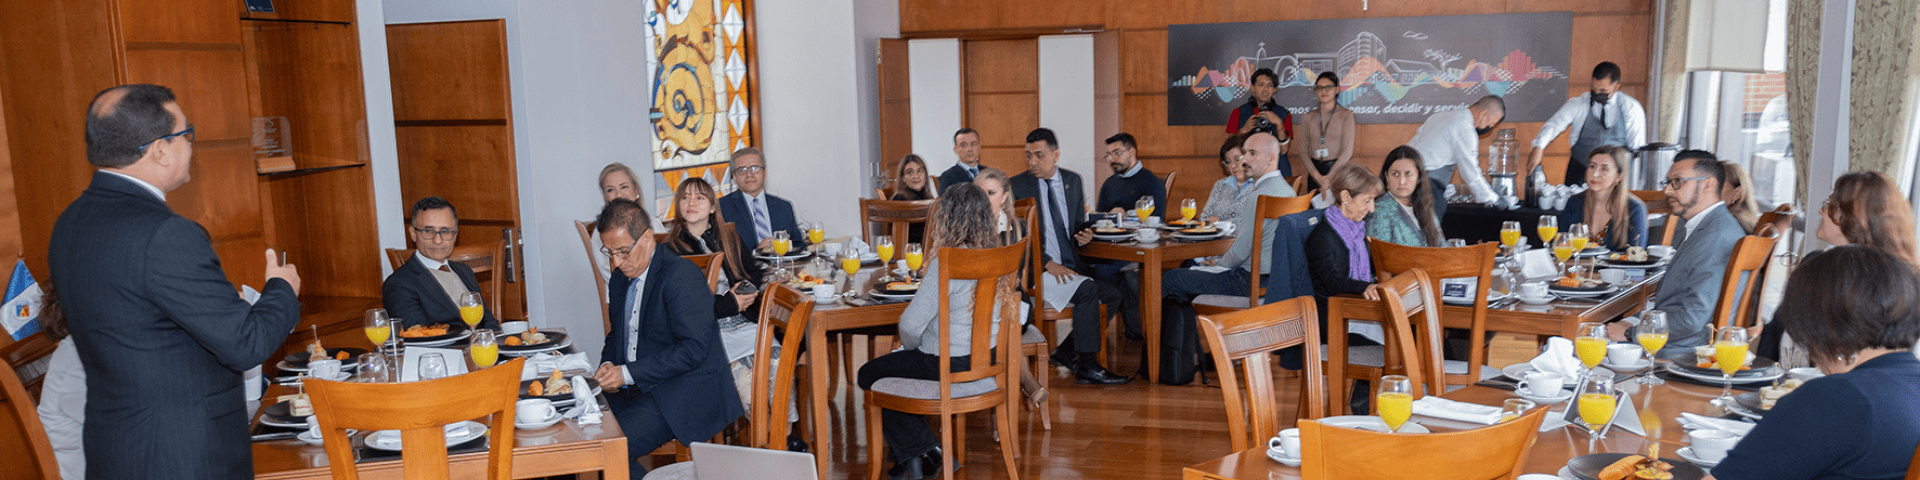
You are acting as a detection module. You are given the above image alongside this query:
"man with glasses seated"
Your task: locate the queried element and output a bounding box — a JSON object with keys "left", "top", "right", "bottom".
{"left": 1012, "top": 128, "right": 1132, "bottom": 385}
{"left": 1608, "top": 150, "right": 1743, "bottom": 358}
{"left": 381, "top": 196, "right": 499, "bottom": 331}
{"left": 592, "top": 199, "right": 743, "bottom": 479}
{"left": 718, "top": 147, "right": 810, "bottom": 251}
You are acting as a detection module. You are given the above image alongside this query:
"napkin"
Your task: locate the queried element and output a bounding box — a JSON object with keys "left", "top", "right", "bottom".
{"left": 1529, "top": 337, "right": 1584, "bottom": 379}
{"left": 1411, "top": 396, "right": 1503, "bottom": 425}
{"left": 567, "top": 375, "right": 603, "bottom": 425}
{"left": 520, "top": 352, "right": 591, "bottom": 381}
{"left": 1538, "top": 392, "right": 1644, "bottom": 435}
{"left": 1519, "top": 249, "right": 1558, "bottom": 280}
{"left": 847, "top": 238, "right": 871, "bottom": 256}
{"left": 1189, "top": 265, "right": 1230, "bottom": 274}
{"left": 1679, "top": 412, "right": 1754, "bottom": 436}
{"left": 1041, "top": 273, "right": 1090, "bottom": 311}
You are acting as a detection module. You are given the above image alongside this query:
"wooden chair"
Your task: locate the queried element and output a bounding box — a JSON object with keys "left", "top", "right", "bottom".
{"left": 1906, "top": 440, "right": 1920, "bottom": 480}
{"left": 646, "top": 285, "right": 818, "bottom": 479}
{"left": 383, "top": 241, "right": 507, "bottom": 316}
{"left": 1162, "top": 170, "right": 1178, "bottom": 194}
{"left": 834, "top": 199, "right": 938, "bottom": 389}
{"left": 1196, "top": 296, "right": 1328, "bottom": 452}
{"left": 1284, "top": 175, "right": 1308, "bottom": 193}
{"left": 1370, "top": 270, "right": 1450, "bottom": 399}
{"left": 0, "top": 358, "right": 58, "bottom": 479}
{"left": 1632, "top": 190, "right": 1678, "bottom": 246}
{"left": 1016, "top": 198, "right": 1114, "bottom": 377}
{"left": 1711, "top": 232, "right": 1779, "bottom": 330}
{"left": 575, "top": 220, "right": 612, "bottom": 333}
{"left": 1334, "top": 240, "right": 1498, "bottom": 410}
{"left": 1192, "top": 194, "right": 1314, "bottom": 314}
{"left": 864, "top": 241, "right": 1026, "bottom": 480}
{"left": 999, "top": 204, "right": 1053, "bottom": 430}
{"left": 306, "top": 357, "right": 526, "bottom": 480}
{"left": 1298, "top": 407, "right": 1548, "bottom": 479}
{"left": 1, "top": 333, "right": 59, "bottom": 401}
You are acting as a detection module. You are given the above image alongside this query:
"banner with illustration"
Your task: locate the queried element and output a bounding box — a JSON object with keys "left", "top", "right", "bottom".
{"left": 1167, "top": 13, "right": 1571, "bottom": 125}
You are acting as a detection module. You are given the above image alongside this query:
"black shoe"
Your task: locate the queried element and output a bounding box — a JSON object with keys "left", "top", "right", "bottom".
{"left": 1074, "top": 364, "right": 1132, "bottom": 385}
{"left": 787, "top": 435, "right": 809, "bottom": 453}
{"left": 1049, "top": 346, "right": 1076, "bottom": 368}
{"left": 923, "top": 446, "right": 957, "bottom": 473}
{"left": 886, "top": 454, "right": 928, "bottom": 480}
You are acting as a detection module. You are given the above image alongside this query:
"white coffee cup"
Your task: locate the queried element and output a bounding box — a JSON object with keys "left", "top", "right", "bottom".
{"left": 1266, "top": 428, "right": 1301, "bottom": 458}
{"left": 1607, "top": 344, "right": 1645, "bottom": 366}
{"left": 1135, "top": 228, "right": 1160, "bottom": 243}
{"left": 1145, "top": 216, "right": 1162, "bottom": 227}
{"left": 1095, "top": 219, "right": 1113, "bottom": 229}
{"left": 308, "top": 359, "right": 343, "bottom": 381}
{"left": 516, "top": 398, "right": 558, "bottom": 424}
{"left": 500, "top": 320, "right": 530, "bottom": 335}
{"left": 1599, "top": 268, "right": 1626, "bottom": 284}
{"left": 1516, "top": 371, "right": 1565, "bottom": 397}
{"left": 822, "top": 242, "right": 845, "bottom": 258}
{"left": 811, "top": 284, "right": 836, "bottom": 301}
{"left": 1788, "top": 367, "right": 1823, "bottom": 381}
{"left": 1687, "top": 429, "right": 1740, "bottom": 462}
{"left": 1520, "top": 282, "right": 1549, "bottom": 300}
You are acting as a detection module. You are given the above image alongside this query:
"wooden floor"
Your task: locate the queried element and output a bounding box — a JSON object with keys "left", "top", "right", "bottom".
{"left": 735, "top": 332, "right": 1544, "bottom": 480}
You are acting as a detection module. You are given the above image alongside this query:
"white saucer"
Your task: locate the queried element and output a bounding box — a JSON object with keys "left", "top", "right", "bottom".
{"left": 1515, "top": 388, "right": 1574, "bottom": 404}
{"left": 1676, "top": 446, "right": 1720, "bottom": 468}
{"left": 1557, "top": 466, "right": 1577, "bottom": 480}
{"left": 1265, "top": 448, "right": 1301, "bottom": 467}
{"left": 515, "top": 412, "right": 565, "bottom": 430}
{"left": 296, "top": 430, "right": 326, "bottom": 446}
{"left": 1501, "top": 364, "right": 1593, "bottom": 387}
{"left": 1603, "top": 357, "right": 1653, "bottom": 370}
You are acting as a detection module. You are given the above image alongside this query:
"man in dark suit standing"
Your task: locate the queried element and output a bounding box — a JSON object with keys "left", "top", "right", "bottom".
{"left": 1009, "top": 128, "right": 1130, "bottom": 385}
{"left": 49, "top": 84, "right": 303, "bottom": 480}
{"left": 717, "top": 147, "right": 808, "bottom": 251}
{"left": 936, "top": 127, "right": 983, "bottom": 190}
{"left": 382, "top": 196, "right": 500, "bottom": 331}
{"left": 591, "top": 199, "right": 742, "bottom": 478}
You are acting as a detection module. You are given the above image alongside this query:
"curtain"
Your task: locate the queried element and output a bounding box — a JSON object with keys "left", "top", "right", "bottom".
{"left": 1655, "top": 0, "right": 1693, "bottom": 145}
{"left": 1846, "top": 0, "right": 1920, "bottom": 178}
{"left": 1785, "top": 0, "right": 1821, "bottom": 203}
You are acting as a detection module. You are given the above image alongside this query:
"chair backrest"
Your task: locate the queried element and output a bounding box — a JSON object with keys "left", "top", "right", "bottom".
{"left": 1, "top": 333, "right": 59, "bottom": 401}
{"left": 1712, "top": 233, "right": 1778, "bottom": 329}
{"left": 1243, "top": 195, "right": 1315, "bottom": 306}
{"left": 859, "top": 199, "right": 934, "bottom": 245}
{"left": 1162, "top": 170, "right": 1178, "bottom": 194}
{"left": 1754, "top": 203, "right": 1792, "bottom": 234}
{"left": 1196, "top": 296, "right": 1328, "bottom": 452}
{"left": 1299, "top": 407, "right": 1547, "bottom": 480}
{"left": 1631, "top": 190, "right": 1677, "bottom": 246}
{"left": 576, "top": 220, "right": 612, "bottom": 333}
{"left": 932, "top": 241, "right": 1027, "bottom": 391}
{"left": 1907, "top": 439, "right": 1920, "bottom": 480}
{"left": 683, "top": 252, "right": 724, "bottom": 291}
{"left": 0, "top": 357, "right": 57, "bottom": 479}
{"left": 749, "top": 285, "right": 816, "bottom": 449}
{"left": 385, "top": 242, "right": 507, "bottom": 316}
{"left": 306, "top": 357, "right": 526, "bottom": 480}
{"left": 1285, "top": 175, "right": 1308, "bottom": 193}
{"left": 1013, "top": 198, "right": 1042, "bottom": 300}
{"left": 1370, "top": 270, "right": 1448, "bottom": 400}
{"left": 1367, "top": 240, "right": 1499, "bottom": 384}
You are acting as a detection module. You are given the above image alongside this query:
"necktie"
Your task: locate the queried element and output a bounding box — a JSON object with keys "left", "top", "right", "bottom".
{"left": 625, "top": 277, "right": 642, "bottom": 362}
{"left": 967, "top": 166, "right": 978, "bottom": 179}
{"left": 752, "top": 197, "right": 772, "bottom": 241}
{"left": 1040, "top": 178, "right": 1068, "bottom": 264}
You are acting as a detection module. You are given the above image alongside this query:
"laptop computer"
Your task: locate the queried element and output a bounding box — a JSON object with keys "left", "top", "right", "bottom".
{"left": 690, "top": 442, "right": 819, "bottom": 480}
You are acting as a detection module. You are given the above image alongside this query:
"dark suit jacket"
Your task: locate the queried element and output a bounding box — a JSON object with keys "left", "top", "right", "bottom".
{"left": 602, "top": 247, "right": 743, "bottom": 443}
{"left": 1010, "top": 168, "right": 1089, "bottom": 270}
{"left": 1304, "top": 218, "right": 1374, "bottom": 319}
{"left": 382, "top": 254, "right": 500, "bottom": 331}
{"left": 937, "top": 163, "right": 977, "bottom": 194}
{"left": 49, "top": 172, "right": 302, "bottom": 480}
{"left": 719, "top": 190, "right": 808, "bottom": 250}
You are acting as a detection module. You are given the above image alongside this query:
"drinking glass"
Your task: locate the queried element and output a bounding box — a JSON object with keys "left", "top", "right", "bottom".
{"left": 1636, "top": 310, "right": 1669, "bottom": 385}
{"left": 1568, "top": 223, "right": 1591, "bottom": 252}
{"left": 1537, "top": 215, "right": 1559, "bottom": 246}
{"left": 839, "top": 250, "right": 862, "bottom": 294}
{"left": 470, "top": 330, "right": 499, "bottom": 368}
{"left": 458, "top": 292, "right": 484, "bottom": 328}
{"left": 364, "top": 309, "right": 392, "bottom": 347}
{"left": 1180, "top": 198, "right": 1197, "bottom": 222}
{"left": 419, "top": 353, "right": 449, "bottom": 380}
{"left": 806, "top": 222, "right": 825, "bottom": 245}
{"left": 358, "top": 352, "right": 391, "bottom": 383}
{"left": 1499, "top": 398, "right": 1535, "bottom": 424}
{"left": 1500, "top": 221, "right": 1523, "bottom": 251}
{"left": 875, "top": 235, "right": 895, "bottom": 264}
{"left": 1577, "top": 370, "right": 1616, "bottom": 448}
{"left": 1135, "top": 196, "right": 1156, "bottom": 223}
{"left": 904, "top": 243, "right": 925, "bottom": 278}
{"left": 1575, "top": 322, "right": 1609, "bottom": 374}
{"left": 771, "top": 231, "right": 793, "bottom": 269}
{"left": 1376, "top": 375, "right": 1413, "bottom": 433}
{"left": 1713, "top": 326, "right": 1750, "bottom": 405}
{"left": 1552, "top": 236, "right": 1575, "bottom": 276}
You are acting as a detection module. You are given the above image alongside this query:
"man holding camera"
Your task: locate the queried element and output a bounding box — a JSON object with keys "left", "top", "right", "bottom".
{"left": 1224, "top": 68, "right": 1293, "bottom": 177}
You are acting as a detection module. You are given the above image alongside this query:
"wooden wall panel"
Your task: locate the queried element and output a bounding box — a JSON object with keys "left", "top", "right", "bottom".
{"left": 122, "top": 48, "right": 252, "bottom": 141}
{"left": 267, "top": 166, "right": 382, "bottom": 299}
{"left": 965, "top": 93, "right": 1040, "bottom": 146}
{"left": 907, "top": 0, "right": 1655, "bottom": 206}
{"left": 243, "top": 0, "right": 356, "bottom": 23}
{"left": 964, "top": 39, "right": 1039, "bottom": 92}
{"left": 977, "top": 146, "right": 1029, "bottom": 178}
{"left": 385, "top": 21, "right": 514, "bottom": 121}
{"left": 115, "top": 0, "right": 241, "bottom": 45}
{"left": 211, "top": 237, "right": 268, "bottom": 296}
{"left": 248, "top": 22, "right": 371, "bottom": 167}
{"left": 0, "top": 54, "right": 20, "bottom": 266}
{"left": 394, "top": 125, "right": 518, "bottom": 222}
{"left": 167, "top": 141, "right": 263, "bottom": 240}
{"left": 879, "top": 39, "right": 913, "bottom": 176}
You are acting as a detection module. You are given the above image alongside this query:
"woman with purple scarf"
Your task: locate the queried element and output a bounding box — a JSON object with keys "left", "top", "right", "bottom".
{"left": 1305, "top": 163, "right": 1387, "bottom": 318}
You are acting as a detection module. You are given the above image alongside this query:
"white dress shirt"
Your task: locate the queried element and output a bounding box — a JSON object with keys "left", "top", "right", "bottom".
{"left": 1405, "top": 108, "right": 1498, "bottom": 203}
{"left": 100, "top": 170, "right": 166, "bottom": 201}
{"left": 1530, "top": 91, "right": 1647, "bottom": 150}
{"left": 1684, "top": 202, "right": 1728, "bottom": 240}
{"left": 618, "top": 269, "right": 649, "bottom": 386}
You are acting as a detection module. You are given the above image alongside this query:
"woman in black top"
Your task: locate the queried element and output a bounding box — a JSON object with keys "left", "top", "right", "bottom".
{"left": 661, "top": 177, "right": 761, "bottom": 318}
{"left": 1305, "top": 163, "right": 1386, "bottom": 316}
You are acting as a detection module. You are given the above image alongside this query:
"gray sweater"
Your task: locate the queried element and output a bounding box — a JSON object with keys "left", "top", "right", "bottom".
{"left": 897, "top": 259, "right": 1003, "bottom": 356}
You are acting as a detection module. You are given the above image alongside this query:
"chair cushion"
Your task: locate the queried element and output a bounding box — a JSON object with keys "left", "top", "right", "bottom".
{"left": 642, "top": 462, "right": 697, "bottom": 480}
{"left": 1322, "top": 345, "right": 1500, "bottom": 379}
{"left": 1193, "top": 294, "right": 1253, "bottom": 309}
{"left": 1022, "top": 327, "right": 1046, "bottom": 345}
{"left": 871, "top": 376, "right": 1000, "bottom": 399}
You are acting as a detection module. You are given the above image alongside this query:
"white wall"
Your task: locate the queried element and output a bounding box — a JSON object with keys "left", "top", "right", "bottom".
{"left": 357, "top": 0, "right": 404, "bottom": 266}
{"left": 909, "top": 39, "right": 963, "bottom": 171}
{"left": 754, "top": 0, "right": 867, "bottom": 237}
{"left": 854, "top": 0, "right": 901, "bottom": 192}
{"left": 1040, "top": 34, "right": 1099, "bottom": 201}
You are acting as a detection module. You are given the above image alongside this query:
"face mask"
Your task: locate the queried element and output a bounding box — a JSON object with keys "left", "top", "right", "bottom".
{"left": 1591, "top": 91, "right": 1612, "bottom": 104}
{"left": 1475, "top": 126, "right": 1494, "bottom": 136}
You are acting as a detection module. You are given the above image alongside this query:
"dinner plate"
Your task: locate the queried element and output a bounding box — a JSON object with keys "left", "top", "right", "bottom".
{"left": 1600, "top": 254, "right": 1665, "bottom": 267}
{"left": 1731, "top": 391, "right": 1769, "bottom": 417}
{"left": 520, "top": 376, "right": 597, "bottom": 403}
{"left": 875, "top": 281, "right": 920, "bottom": 296}
{"left": 1573, "top": 247, "right": 1612, "bottom": 258}
{"left": 259, "top": 415, "right": 309, "bottom": 428}
{"left": 515, "top": 411, "right": 566, "bottom": 430}
{"left": 500, "top": 331, "right": 569, "bottom": 353}
{"left": 1089, "top": 227, "right": 1136, "bottom": 236}
{"left": 1501, "top": 364, "right": 1592, "bottom": 387}
{"left": 366, "top": 421, "right": 488, "bottom": 451}
{"left": 1674, "top": 447, "right": 1719, "bottom": 469}
{"left": 397, "top": 323, "right": 472, "bottom": 346}
{"left": 870, "top": 290, "right": 916, "bottom": 301}
{"left": 1548, "top": 284, "right": 1616, "bottom": 297}
{"left": 1170, "top": 231, "right": 1227, "bottom": 241}
{"left": 1265, "top": 448, "right": 1301, "bottom": 467}
{"left": 1665, "top": 366, "right": 1783, "bottom": 385}
{"left": 263, "top": 400, "right": 309, "bottom": 419}
{"left": 1671, "top": 353, "right": 1777, "bottom": 379}
{"left": 1566, "top": 453, "right": 1707, "bottom": 480}
{"left": 1163, "top": 218, "right": 1204, "bottom": 229}
{"left": 285, "top": 348, "right": 368, "bottom": 369}
{"left": 1515, "top": 388, "right": 1574, "bottom": 404}
{"left": 500, "top": 338, "right": 570, "bottom": 357}
{"left": 752, "top": 249, "right": 811, "bottom": 262}
{"left": 1315, "top": 415, "right": 1431, "bottom": 434}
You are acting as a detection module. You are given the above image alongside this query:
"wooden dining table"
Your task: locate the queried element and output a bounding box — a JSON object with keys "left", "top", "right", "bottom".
{"left": 1076, "top": 235, "right": 1235, "bottom": 383}
{"left": 1184, "top": 372, "right": 1739, "bottom": 479}
{"left": 1324, "top": 270, "right": 1666, "bottom": 413}
{"left": 800, "top": 264, "right": 912, "bottom": 477}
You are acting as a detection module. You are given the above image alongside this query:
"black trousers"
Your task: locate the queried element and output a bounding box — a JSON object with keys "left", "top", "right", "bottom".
{"left": 856, "top": 349, "right": 991, "bottom": 463}
{"left": 1067, "top": 274, "right": 1129, "bottom": 354}
{"left": 607, "top": 390, "right": 674, "bottom": 479}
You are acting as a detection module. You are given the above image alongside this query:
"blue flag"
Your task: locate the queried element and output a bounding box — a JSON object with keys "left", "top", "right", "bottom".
{"left": 3, "top": 260, "right": 41, "bottom": 340}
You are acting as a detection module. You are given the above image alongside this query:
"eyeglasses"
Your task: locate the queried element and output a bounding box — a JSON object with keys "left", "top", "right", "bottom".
{"left": 412, "top": 227, "right": 458, "bottom": 240}
{"left": 1103, "top": 147, "right": 1132, "bottom": 160}
{"left": 1313, "top": 85, "right": 1338, "bottom": 91}
{"left": 734, "top": 165, "right": 765, "bottom": 175}
{"left": 1659, "top": 175, "right": 1711, "bottom": 190}
{"left": 600, "top": 243, "right": 636, "bottom": 259}
{"left": 137, "top": 124, "right": 195, "bottom": 153}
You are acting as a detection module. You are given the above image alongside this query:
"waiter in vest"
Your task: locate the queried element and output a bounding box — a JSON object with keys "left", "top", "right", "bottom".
{"left": 1526, "top": 61, "right": 1646, "bottom": 189}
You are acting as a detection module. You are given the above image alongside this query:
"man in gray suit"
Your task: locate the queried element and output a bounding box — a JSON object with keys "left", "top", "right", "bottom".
{"left": 1611, "top": 150, "right": 1743, "bottom": 358}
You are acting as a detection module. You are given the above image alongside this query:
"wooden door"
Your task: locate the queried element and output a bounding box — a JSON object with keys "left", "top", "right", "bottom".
{"left": 962, "top": 39, "right": 1037, "bottom": 176}
{"left": 878, "top": 38, "right": 912, "bottom": 181}
{"left": 386, "top": 20, "right": 526, "bottom": 320}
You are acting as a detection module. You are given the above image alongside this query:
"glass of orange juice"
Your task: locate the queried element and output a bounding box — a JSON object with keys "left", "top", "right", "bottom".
{"left": 839, "top": 251, "right": 862, "bottom": 294}
{"left": 904, "top": 243, "right": 924, "bottom": 279}
{"left": 1712, "top": 326, "right": 1749, "bottom": 406}
{"left": 1577, "top": 370, "right": 1617, "bottom": 447}
{"left": 458, "top": 292, "right": 485, "bottom": 329}
{"left": 875, "top": 235, "right": 895, "bottom": 265}
{"left": 1135, "top": 196, "right": 1156, "bottom": 224}
{"left": 1574, "top": 322, "right": 1609, "bottom": 374}
{"left": 1552, "top": 237, "right": 1575, "bottom": 276}
{"left": 470, "top": 330, "right": 499, "bottom": 368}
{"left": 806, "top": 222, "right": 825, "bottom": 245}
{"left": 364, "top": 308, "right": 392, "bottom": 347}
{"left": 1376, "top": 375, "right": 1413, "bottom": 433}
{"left": 1636, "top": 310, "right": 1669, "bottom": 385}
{"left": 1180, "top": 199, "right": 1197, "bottom": 223}
{"left": 1537, "top": 215, "right": 1558, "bottom": 246}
